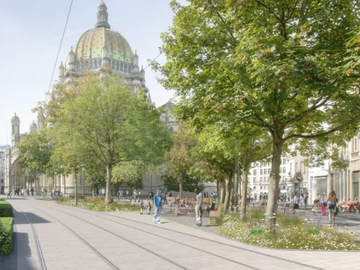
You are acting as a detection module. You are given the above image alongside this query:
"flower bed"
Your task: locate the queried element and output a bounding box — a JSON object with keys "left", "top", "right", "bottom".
{"left": 57, "top": 199, "right": 140, "bottom": 212}
{"left": 220, "top": 209, "right": 360, "bottom": 250}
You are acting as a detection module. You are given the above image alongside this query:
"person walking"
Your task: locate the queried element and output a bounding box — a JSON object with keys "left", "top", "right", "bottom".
{"left": 195, "top": 189, "right": 203, "bottom": 226}
{"left": 153, "top": 189, "right": 163, "bottom": 224}
{"left": 31, "top": 187, "right": 34, "bottom": 196}
{"left": 140, "top": 200, "right": 144, "bottom": 215}
{"left": 146, "top": 198, "right": 151, "bottom": 215}
{"left": 21, "top": 188, "right": 24, "bottom": 197}
{"left": 7, "top": 190, "right": 11, "bottom": 198}
{"left": 304, "top": 193, "right": 309, "bottom": 209}
{"left": 327, "top": 190, "right": 338, "bottom": 226}
{"left": 293, "top": 192, "right": 300, "bottom": 215}
{"left": 320, "top": 192, "right": 327, "bottom": 216}
{"left": 26, "top": 188, "right": 30, "bottom": 196}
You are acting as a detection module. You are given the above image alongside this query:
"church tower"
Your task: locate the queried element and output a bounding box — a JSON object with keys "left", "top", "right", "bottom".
{"left": 95, "top": 1, "right": 111, "bottom": 29}
{"left": 11, "top": 113, "right": 20, "bottom": 147}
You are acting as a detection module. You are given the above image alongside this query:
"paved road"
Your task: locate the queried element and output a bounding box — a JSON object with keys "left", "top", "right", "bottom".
{"left": 1, "top": 196, "right": 360, "bottom": 270}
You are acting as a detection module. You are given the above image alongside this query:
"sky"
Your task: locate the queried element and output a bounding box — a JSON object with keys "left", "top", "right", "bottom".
{"left": 0, "top": 0, "right": 183, "bottom": 145}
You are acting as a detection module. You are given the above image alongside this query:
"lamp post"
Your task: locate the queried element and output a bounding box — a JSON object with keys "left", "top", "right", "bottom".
{"left": 81, "top": 163, "right": 85, "bottom": 197}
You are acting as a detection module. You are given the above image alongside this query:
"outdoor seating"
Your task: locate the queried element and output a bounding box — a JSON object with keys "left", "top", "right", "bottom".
{"left": 209, "top": 206, "right": 223, "bottom": 225}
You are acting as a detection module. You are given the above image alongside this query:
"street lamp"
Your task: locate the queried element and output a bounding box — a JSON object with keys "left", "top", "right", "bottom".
{"left": 81, "top": 163, "right": 85, "bottom": 197}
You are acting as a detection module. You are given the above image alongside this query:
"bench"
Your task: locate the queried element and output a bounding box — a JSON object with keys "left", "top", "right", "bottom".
{"left": 209, "top": 206, "right": 223, "bottom": 225}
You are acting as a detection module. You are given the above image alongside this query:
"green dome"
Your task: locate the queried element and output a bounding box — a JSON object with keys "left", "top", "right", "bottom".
{"left": 73, "top": 27, "right": 133, "bottom": 65}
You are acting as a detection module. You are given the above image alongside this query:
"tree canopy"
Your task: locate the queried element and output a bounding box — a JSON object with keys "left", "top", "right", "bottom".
{"left": 155, "top": 0, "right": 360, "bottom": 227}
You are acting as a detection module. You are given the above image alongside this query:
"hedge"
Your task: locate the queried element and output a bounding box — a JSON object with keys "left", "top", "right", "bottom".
{"left": 0, "top": 217, "right": 13, "bottom": 255}
{"left": 0, "top": 199, "right": 13, "bottom": 217}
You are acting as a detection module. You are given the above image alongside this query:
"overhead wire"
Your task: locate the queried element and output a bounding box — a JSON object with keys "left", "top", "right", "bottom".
{"left": 46, "top": 0, "right": 74, "bottom": 100}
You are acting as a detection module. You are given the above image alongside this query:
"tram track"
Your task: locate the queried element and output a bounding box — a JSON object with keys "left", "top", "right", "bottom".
{"left": 30, "top": 204, "right": 192, "bottom": 270}
{"left": 15, "top": 207, "right": 47, "bottom": 270}
{"left": 36, "top": 203, "right": 259, "bottom": 270}
{"left": 40, "top": 201, "right": 325, "bottom": 270}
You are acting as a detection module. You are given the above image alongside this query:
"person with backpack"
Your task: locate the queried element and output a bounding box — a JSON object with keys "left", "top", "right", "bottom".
{"left": 327, "top": 190, "right": 338, "bottom": 226}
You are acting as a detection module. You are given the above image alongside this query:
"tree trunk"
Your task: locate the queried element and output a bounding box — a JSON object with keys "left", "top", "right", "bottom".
{"left": 224, "top": 175, "right": 233, "bottom": 211}
{"left": 220, "top": 180, "right": 226, "bottom": 203}
{"left": 75, "top": 172, "right": 78, "bottom": 205}
{"left": 106, "top": 165, "right": 112, "bottom": 205}
{"left": 266, "top": 138, "right": 283, "bottom": 229}
{"left": 240, "top": 169, "right": 249, "bottom": 221}
{"left": 216, "top": 180, "right": 220, "bottom": 202}
{"left": 179, "top": 176, "right": 184, "bottom": 200}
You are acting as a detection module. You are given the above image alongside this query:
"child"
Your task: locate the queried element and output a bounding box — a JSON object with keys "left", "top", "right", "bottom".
{"left": 146, "top": 199, "right": 151, "bottom": 215}
{"left": 168, "top": 200, "right": 173, "bottom": 212}
{"left": 140, "top": 200, "right": 144, "bottom": 215}
{"left": 175, "top": 201, "right": 180, "bottom": 216}
{"left": 312, "top": 202, "right": 317, "bottom": 215}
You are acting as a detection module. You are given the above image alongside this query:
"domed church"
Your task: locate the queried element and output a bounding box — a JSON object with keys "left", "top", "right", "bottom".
{"left": 58, "top": 0, "right": 150, "bottom": 101}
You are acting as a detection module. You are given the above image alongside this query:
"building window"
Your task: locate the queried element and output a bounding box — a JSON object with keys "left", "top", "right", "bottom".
{"left": 94, "top": 60, "right": 98, "bottom": 69}
{"left": 283, "top": 167, "right": 286, "bottom": 174}
{"left": 124, "top": 65, "right": 127, "bottom": 73}
{"left": 120, "top": 63, "right": 124, "bottom": 72}
{"left": 268, "top": 168, "right": 270, "bottom": 174}
{"left": 260, "top": 169, "right": 263, "bottom": 175}
{"left": 116, "top": 62, "right": 120, "bottom": 71}
{"left": 260, "top": 177, "right": 262, "bottom": 182}
{"left": 253, "top": 169, "right": 256, "bottom": 175}
{"left": 112, "top": 61, "right": 115, "bottom": 70}
{"left": 352, "top": 136, "right": 359, "bottom": 152}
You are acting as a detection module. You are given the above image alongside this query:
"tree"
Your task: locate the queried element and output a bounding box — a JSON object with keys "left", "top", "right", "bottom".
{"left": 193, "top": 123, "right": 271, "bottom": 215}
{"left": 155, "top": 0, "right": 360, "bottom": 228}
{"left": 18, "top": 129, "right": 53, "bottom": 193}
{"left": 167, "top": 123, "right": 198, "bottom": 198}
{"left": 53, "top": 73, "right": 170, "bottom": 204}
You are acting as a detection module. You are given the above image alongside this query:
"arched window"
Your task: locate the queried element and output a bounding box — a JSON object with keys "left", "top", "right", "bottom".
{"left": 99, "top": 59, "right": 102, "bottom": 68}
{"left": 120, "top": 63, "right": 123, "bottom": 72}
{"left": 124, "top": 65, "right": 127, "bottom": 73}
{"left": 116, "top": 62, "right": 119, "bottom": 71}
{"left": 112, "top": 61, "right": 115, "bottom": 70}
{"left": 94, "top": 60, "right": 98, "bottom": 69}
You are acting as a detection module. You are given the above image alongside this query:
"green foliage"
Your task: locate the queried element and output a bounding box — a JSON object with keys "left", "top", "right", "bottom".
{"left": 305, "top": 227, "right": 320, "bottom": 235}
{"left": 0, "top": 217, "right": 13, "bottom": 255}
{"left": 0, "top": 199, "right": 13, "bottom": 218}
{"left": 18, "top": 129, "right": 53, "bottom": 182}
{"left": 156, "top": 0, "right": 360, "bottom": 225}
{"left": 49, "top": 73, "right": 170, "bottom": 202}
{"left": 161, "top": 174, "right": 205, "bottom": 192}
{"left": 112, "top": 161, "right": 144, "bottom": 189}
{"left": 250, "top": 228, "right": 265, "bottom": 235}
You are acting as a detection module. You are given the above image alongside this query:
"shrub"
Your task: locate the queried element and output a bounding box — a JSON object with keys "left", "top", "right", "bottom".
{"left": 0, "top": 199, "right": 13, "bottom": 217}
{"left": 0, "top": 217, "right": 13, "bottom": 255}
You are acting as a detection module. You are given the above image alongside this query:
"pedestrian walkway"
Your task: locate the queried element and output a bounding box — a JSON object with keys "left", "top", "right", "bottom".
{"left": 1, "top": 195, "right": 360, "bottom": 269}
